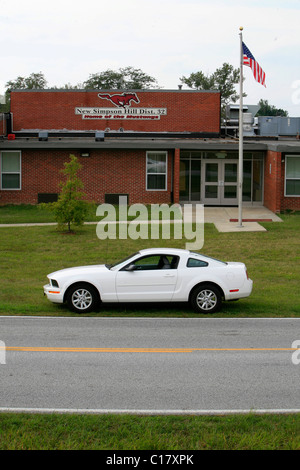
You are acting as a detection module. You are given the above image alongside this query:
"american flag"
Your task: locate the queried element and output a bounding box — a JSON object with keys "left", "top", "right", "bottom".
{"left": 242, "top": 42, "right": 266, "bottom": 87}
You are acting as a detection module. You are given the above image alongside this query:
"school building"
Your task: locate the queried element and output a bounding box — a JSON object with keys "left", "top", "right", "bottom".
{"left": 0, "top": 89, "right": 300, "bottom": 212}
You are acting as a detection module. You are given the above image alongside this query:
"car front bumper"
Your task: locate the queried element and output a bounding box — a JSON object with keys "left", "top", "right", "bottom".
{"left": 43, "top": 284, "right": 64, "bottom": 304}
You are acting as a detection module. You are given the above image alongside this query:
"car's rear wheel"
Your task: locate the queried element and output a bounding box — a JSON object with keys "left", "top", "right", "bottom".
{"left": 66, "top": 283, "right": 99, "bottom": 313}
{"left": 190, "top": 284, "right": 222, "bottom": 314}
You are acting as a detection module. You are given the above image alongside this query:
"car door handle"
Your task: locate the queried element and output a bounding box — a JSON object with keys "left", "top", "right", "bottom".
{"left": 163, "top": 273, "right": 175, "bottom": 277}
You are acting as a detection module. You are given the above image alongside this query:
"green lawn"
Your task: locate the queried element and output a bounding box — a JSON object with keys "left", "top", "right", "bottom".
{"left": 0, "top": 206, "right": 299, "bottom": 317}
{"left": 1, "top": 207, "right": 299, "bottom": 450}
{"left": 0, "top": 412, "right": 299, "bottom": 450}
{"left": 0, "top": 203, "right": 97, "bottom": 224}
{"left": 0, "top": 202, "right": 178, "bottom": 224}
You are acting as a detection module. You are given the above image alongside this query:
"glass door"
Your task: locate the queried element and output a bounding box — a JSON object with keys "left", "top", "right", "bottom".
{"left": 221, "top": 162, "right": 238, "bottom": 204}
{"left": 202, "top": 160, "right": 238, "bottom": 205}
{"left": 179, "top": 159, "right": 201, "bottom": 201}
{"left": 190, "top": 159, "right": 201, "bottom": 201}
{"left": 179, "top": 160, "right": 190, "bottom": 201}
{"left": 203, "top": 162, "right": 220, "bottom": 204}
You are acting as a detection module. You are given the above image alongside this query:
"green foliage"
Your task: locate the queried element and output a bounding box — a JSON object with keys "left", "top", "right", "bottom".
{"left": 41, "top": 154, "right": 89, "bottom": 232}
{"left": 180, "top": 63, "right": 245, "bottom": 116}
{"left": 5, "top": 72, "right": 47, "bottom": 92}
{"left": 256, "top": 99, "right": 288, "bottom": 117}
{"left": 83, "top": 66, "right": 159, "bottom": 90}
{"left": 3, "top": 67, "right": 159, "bottom": 97}
{"left": 1, "top": 72, "right": 48, "bottom": 112}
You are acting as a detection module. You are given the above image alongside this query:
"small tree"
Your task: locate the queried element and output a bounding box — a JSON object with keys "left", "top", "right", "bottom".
{"left": 44, "top": 154, "right": 88, "bottom": 232}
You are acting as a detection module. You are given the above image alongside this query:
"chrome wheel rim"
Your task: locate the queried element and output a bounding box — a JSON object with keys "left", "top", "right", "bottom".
{"left": 72, "top": 289, "right": 92, "bottom": 311}
{"left": 196, "top": 289, "right": 217, "bottom": 311}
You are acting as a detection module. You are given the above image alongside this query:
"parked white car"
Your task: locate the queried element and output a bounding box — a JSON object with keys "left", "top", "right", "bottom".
{"left": 44, "top": 248, "right": 253, "bottom": 314}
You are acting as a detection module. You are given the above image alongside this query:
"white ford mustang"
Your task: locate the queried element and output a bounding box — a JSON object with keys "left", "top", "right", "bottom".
{"left": 44, "top": 248, "right": 253, "bottom": 314}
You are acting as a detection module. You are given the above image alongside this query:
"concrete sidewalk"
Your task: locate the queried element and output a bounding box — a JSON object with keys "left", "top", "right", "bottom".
{"left": 182, "top": 205, "right": 282, "bottom": 232}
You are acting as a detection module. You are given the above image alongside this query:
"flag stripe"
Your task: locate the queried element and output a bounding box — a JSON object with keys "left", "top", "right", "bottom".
{"left": 242, "top": 42, "right": 266, "bottom": 87}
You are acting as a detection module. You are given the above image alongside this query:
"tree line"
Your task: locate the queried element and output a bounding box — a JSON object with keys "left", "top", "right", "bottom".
{"left": 1, "top": 65, "right": 288, "bottom": 116}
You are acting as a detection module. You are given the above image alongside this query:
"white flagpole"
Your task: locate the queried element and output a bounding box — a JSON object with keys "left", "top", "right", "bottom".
{"left": 238, "top": 27, "right": 244, "bottom": 228}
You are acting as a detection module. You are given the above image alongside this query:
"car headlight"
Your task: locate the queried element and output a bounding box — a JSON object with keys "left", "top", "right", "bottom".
{"left": 50, "top": 279, "right": 59, "bottom": 288}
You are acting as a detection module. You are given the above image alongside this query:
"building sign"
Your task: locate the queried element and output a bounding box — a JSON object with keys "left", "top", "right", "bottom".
{"left": 75, "top": 92, "right": 167, "bottom": 120}
{"left": 75, "top": 108, "right": 167, "bottom": 120}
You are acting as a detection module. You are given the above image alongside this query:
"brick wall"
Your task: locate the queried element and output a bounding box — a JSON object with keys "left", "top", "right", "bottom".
{"left": 264, "top": 150, "right": 300, "bottom": 211}
{"left": 0, "top": 149, "right": 174, "bottom": 205}
{"left": 264, "top": 150, "right": 281, "bottom": 212}
{"left": 0, "top": 114, "right": 6, "bottom": 136}
{"left": 10, "top": 90, "right": 220, "bottom": 134}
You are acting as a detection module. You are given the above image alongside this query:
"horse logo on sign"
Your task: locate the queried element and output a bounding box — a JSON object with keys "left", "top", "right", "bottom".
{"left": 98, "top": 92, "right": 140, "bottom": 108}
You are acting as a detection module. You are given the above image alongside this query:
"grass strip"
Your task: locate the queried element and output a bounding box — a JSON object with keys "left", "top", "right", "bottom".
{"left": 0, "top": 412, "right": 299, "bottom": 450}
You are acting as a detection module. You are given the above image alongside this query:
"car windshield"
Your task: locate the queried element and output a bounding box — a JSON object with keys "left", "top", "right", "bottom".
{"left": 106, "top": 252, "right": 139, "bottom": 270}
{"left": 189, "top": 252, "right": 227, "bottom": 265}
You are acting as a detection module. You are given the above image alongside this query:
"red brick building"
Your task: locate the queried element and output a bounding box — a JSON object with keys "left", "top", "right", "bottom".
{"left": 0, "top": 89, "right": 299, "bottom": 212}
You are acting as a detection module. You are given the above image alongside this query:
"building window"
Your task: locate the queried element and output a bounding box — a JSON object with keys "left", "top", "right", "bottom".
{"left": 146, "top": 152, "right": 167, "bottom": 190}
{"left": 285, "top": 155, "right": 300, "bottom": 196}
{"left": 1, "top": 151, "right": 21, "bottom": 190}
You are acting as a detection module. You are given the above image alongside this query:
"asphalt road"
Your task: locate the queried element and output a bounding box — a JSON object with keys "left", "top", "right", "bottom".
{"left": 0, "top": 316, "right": 299, "bottom": 414}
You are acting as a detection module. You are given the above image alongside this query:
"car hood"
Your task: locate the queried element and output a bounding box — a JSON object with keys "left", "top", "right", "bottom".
{"left": 48, "top": 264, "right": 109, "bottom": 279}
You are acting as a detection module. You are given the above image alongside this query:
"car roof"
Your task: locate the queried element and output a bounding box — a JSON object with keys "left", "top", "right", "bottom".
{"left": 138, "top": 248, "right": 190, "bottom": 256}
{"left": 137, "top": 248, "right": 226, "bottom": 264}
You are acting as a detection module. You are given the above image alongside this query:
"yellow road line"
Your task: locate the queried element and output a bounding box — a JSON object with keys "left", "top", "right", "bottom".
{"left": 4, "top": 346, "right": 298, "bottom": 353}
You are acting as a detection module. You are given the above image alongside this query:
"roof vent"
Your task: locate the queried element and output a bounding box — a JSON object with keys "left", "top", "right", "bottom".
{"left": 95, "top": 131, "right": 105, "bottom": 142}
{"left": 38, "top": 131, "right": 48, "bottom": 141}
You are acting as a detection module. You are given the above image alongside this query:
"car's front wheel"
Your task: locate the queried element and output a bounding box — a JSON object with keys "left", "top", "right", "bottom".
{"left": 190, "top": 284, "right": 222, "bottom": 314}
{"left": 66, "top": 283, "right": 99, "bottom": 313}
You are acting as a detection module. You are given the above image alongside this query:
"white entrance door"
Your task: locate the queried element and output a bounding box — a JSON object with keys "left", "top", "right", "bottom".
{"left": 202, "top": 160, "right": 238, "bottom": 205}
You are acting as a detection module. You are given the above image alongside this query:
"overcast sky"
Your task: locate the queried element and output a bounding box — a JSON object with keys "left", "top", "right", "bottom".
{"left": 1, "top": 0, "right": 300, "bottom": 115}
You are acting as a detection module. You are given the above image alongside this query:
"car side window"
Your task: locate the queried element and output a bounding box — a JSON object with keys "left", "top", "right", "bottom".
{"left": 123, "top": 255, "right": 179, "bottom": 271}
{"left": 187, "top": 258, "right": 208, "bottom": 268}
{"left": 134, "top": 255, "right": 161, "bottom": 270}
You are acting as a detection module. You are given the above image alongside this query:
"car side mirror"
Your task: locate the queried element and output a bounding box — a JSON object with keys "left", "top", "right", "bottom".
{"left": 125, "top": 263, "right": 137, "bottom": 272}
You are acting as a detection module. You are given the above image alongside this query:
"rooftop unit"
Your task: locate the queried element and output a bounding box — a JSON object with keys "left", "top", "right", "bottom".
{"left": 225, "top": 104, "right": 260, "bottom": 136}
{"left": 257, "top": 116, "right": 300, "bottom": 137}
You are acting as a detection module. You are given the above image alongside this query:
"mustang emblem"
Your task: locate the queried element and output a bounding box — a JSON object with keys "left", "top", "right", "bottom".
{"left": 98, "top": 92, "right": 140, "bottom": 108}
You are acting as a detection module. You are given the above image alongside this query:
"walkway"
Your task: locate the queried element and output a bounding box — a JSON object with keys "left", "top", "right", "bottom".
{"left": 196, "top": 206, "right": 282, "bottom": 232}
